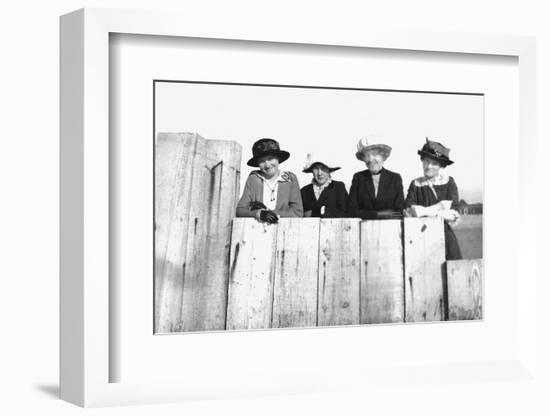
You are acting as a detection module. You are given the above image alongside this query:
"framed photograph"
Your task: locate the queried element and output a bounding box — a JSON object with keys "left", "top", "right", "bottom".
{"left": 60, "top": 8, "right": 537, "bottom": 407}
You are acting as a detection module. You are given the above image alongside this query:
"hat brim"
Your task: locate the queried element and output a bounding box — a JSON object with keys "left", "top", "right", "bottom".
{"left": 356, "top": 144, "right": 392, "bottom": 161}
{"left": 247, "top": 150, "right": 290, "bottom": 167}
{"left": 417, "top": 150, "right": 454, "bottom": 166}
{"left": 303, "top": 162, "right": 341, "bottom": 173}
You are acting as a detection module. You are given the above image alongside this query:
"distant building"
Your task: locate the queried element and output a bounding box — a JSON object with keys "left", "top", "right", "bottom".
{"left": 457, "top": 199, "right": 483, "bottom": 215}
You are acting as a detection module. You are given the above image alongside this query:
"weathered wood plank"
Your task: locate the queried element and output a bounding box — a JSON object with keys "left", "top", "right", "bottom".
{"left": 226, "top": 218, "right": 277, "bottom": 330}
{"left": 403, "top": 217, "right": 446, "bottom": 322}
{"left": 272, "top": 218, "right": 320, "bottom": 328}
{"left": 360, "top": 220, "right": 404, "bottom": 324}
{"left": 154, "top": 133, "right": 242, "bottom": 333}
{"left": 154, "top": 133, "right": 203, "bottom": 333}
{"left": 182, "top": 140, "right": 242, "bottom": 331}
{"left": 317, "top": 219, "right": 361, "bottom": 326}
{"left": 447, "top": 259, "right": 483, "bottom": 320}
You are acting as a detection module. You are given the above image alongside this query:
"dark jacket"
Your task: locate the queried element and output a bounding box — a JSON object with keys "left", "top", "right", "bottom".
{"left": 348, "top": 168, "right": 405, "bottom": 219}
{"left": 236, "top": 170, "right": 304, "bottom": 218}
{"left": 300, "top": 180, "right": 348, "bottom": 218}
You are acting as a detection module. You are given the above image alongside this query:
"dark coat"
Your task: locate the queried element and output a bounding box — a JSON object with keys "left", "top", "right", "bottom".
{"left": 300, "top": 180, "right": 348, "bottom": 218}
{"left": 405, "top": 175, "right": 462, "bottom": 260}
{"left": 348, "top": 168, "right": 405, "bottom": 219}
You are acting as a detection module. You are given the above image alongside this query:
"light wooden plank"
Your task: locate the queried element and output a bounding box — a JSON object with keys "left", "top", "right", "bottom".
{"left": 318, "top": 219, "right": 361, "bottom": 326}
{"left": 360, "top": 220, "right": 404, "bottom": 324}
{"left": 226, "top": 218, "right": 277, "bottom": 330}
{"left": 446, "top": 259, "right": 483, "bottom": 320}
{"left": 403, "top": 217, "right": 446, "bottom": 322}
{"left": 272, "top": 218, "right": 320, "bottom": 328}
{"left": 154, "top": 133, "right": 203, "bottom": 333}
{"left": 181, "top": 140, "right": 242, "bottom": 331}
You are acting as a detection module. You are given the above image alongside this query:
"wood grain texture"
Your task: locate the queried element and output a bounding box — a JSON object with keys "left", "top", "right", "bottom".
{"left": 226, "top": 218, "right": 277, "bottom": 330}
{"left": 403, "top": 217, "right": 446, "bottom": 322}
{"left": 154, "top": 133, "right": 242, "bottom": 333}
{"left": 154, "top": 133, "right": 203, "bottom": 333}
{"left": 360, "top": 220, "right": 404, "bottom": 324}
{"left": 317, "top": 219, "right": 361, "bottom": 326}
{"left": 446, "top": 259, "right": 483, "bottom": 320}
{"left": 181, "top": 140, "right": 242, "bottom": 331}
{"left": 272, "top": 218, "right": 320, "bottom": 328}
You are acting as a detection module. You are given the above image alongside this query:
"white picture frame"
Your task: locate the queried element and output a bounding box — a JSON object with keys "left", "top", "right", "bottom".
{"left": 60, "top": 7, "right": 537, "bottom": 407}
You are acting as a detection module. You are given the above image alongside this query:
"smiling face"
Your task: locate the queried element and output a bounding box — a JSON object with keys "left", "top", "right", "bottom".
{"left": 421, "top": 156, "right": 443, "bottom": 178}
{"left": 311, "top": 164, "right": 331, "bottom": 185}
{"left": 257, "top": 155, "right": 280, "bottom": 179}
{"left": 364, "top": 151, "right": 385, "bottom": 174}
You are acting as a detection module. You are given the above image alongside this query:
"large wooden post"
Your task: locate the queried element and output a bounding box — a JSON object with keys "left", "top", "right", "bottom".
{"left": 154, "top": 133, "right": 241, "bottom": 333}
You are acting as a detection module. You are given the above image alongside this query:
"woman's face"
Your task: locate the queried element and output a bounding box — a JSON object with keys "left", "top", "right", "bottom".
{"left": 422, "top": 157, "right": 442, "bottom": 178}
{"left": 312, "top": 165, "right": 330, "bottom": 185}
{"left": 364, "top": 151, "right": 385, "bottom": 174}
{"left": 257, "top": 155, "right": 280, "bottom": 178}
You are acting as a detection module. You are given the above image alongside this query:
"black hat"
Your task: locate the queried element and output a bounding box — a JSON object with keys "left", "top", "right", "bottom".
{"left": 247, "top": 138, "right": 290, "bottom": 167}
{"left": 302, "top": 161, "right": 341, "bottom": 173}
{"left": 417, "top": 138, "right": 454, "bottom": 166}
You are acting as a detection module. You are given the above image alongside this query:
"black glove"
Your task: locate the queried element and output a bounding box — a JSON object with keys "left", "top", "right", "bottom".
{"left": 260, "top": 210, "right": 279, "bottom": 224}
{"left": 249, "top": 201, "right": 268, "bottom": 211}
{"left": 376, "top": 209, "right": 403, "bottom": 219}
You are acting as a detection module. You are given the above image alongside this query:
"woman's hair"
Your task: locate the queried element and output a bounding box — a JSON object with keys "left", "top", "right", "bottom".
{"left": 257, "top": 154, "right": 280, "bottom": 164}
{"left": 420, "top": 155, "right": 442, "bottom": 166}
{"left": 310, "top": 163, "right": 330, "bottom": 173}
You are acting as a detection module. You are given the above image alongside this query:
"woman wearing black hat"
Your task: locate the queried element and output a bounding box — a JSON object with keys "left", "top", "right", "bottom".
{"left": 236, "top": 138, "right": 303, "bottom": 223}
{"left": 300, "top": 155, "right": 348, "bottom": 218}
{"left": 405, "top": 138, "right": 462, "bottom": 260}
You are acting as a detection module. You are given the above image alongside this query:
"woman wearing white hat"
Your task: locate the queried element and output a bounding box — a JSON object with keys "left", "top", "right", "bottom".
{"left": 348, "top": 137, "right": 405, "bottom": 219}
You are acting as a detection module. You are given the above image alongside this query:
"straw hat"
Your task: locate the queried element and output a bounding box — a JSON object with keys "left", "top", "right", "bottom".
{"left": 355, "top": 137, "right": 392, "bottom": 161}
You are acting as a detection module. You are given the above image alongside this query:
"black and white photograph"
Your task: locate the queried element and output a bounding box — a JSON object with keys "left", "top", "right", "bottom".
{"left": 153, "top": 80, "right": 484, "bottom": 333}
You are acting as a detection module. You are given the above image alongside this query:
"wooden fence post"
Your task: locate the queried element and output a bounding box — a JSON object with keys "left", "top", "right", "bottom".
{"left": 446, "top": 259, "right": 483, "bottom": 320}
{"left": 360, "top": 220, "right": 405, "bottom": 324}
{"left": 403, "top": 217, "right": 446, "bottom": 322}
{"left": 272, "top": 218, "right": 320, "bottom": 328}
{"left": 154, "top": 133, "right": 241, "bottom": 333}
{"left": 317, "top": 219, "right": 361, "bottom": 326}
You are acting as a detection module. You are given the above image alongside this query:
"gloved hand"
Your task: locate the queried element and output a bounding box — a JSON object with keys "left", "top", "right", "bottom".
{"left": 249, "top": 201, "right": 268, "bottom": 211}
{"left": 259, "top": 209, "right": 279, "bottom": 224}
{"left": 437, "top": 209, "right": 460, "bottom": 222}
{"left": 377, "top": 209, "right": 403, "bottom": 219}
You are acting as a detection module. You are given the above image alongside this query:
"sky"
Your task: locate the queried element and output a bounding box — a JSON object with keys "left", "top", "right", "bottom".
{"left": 155, "top": 82, "right": 484, "bottom": 203}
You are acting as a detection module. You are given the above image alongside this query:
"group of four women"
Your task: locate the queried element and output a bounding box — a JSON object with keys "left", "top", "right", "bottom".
{"left": 236, "top": 137, "right": 462, "bottom": 260}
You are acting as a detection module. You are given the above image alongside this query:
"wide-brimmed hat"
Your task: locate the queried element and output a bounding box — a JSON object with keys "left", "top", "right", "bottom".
{"left": 302, "top": 154, "right": 341, "bottom": 173}
{"left": 417, "top": 138, "right": 454, "bottom": 166}
{"left": 247, "top": 138, "right": 290, "bottom": 167}
{"left": 355, "top": 137, "right": 392, "bottom": 161}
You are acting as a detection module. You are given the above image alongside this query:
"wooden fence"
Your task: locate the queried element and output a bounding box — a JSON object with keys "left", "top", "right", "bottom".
{"left": 154, "top": 132, "right": 483, "bottom": 333}
{"left": 226, "top": 218, "right": 483, "bottom": 331}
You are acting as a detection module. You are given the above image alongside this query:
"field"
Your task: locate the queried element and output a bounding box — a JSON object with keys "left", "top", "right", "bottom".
{"left": 453, "top": 214, "right": 483, "bottom": 259}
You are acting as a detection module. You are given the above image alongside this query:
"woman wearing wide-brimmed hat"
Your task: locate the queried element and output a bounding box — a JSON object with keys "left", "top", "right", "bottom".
{"left": 348, "top": 137, "right": 405, "bottom": 219}
{"left": 300, "top": 155, "right": 348, "bottom": 218}
{"left": 236, "top": 138, "right": 303, "bottom": 223}
{"left": 405, "top": 138, "right": 462, "bottom": 260}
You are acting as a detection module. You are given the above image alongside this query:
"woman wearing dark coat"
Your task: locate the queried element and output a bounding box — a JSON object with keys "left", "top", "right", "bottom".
{"left": 405, "top": 138, "right": 462, "bottom": 260}
{"left": 348, "top": 137, "right": 405, "bottom": 219}
{"left": 300, "top": 158, "right": 348, "bottom": 218}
